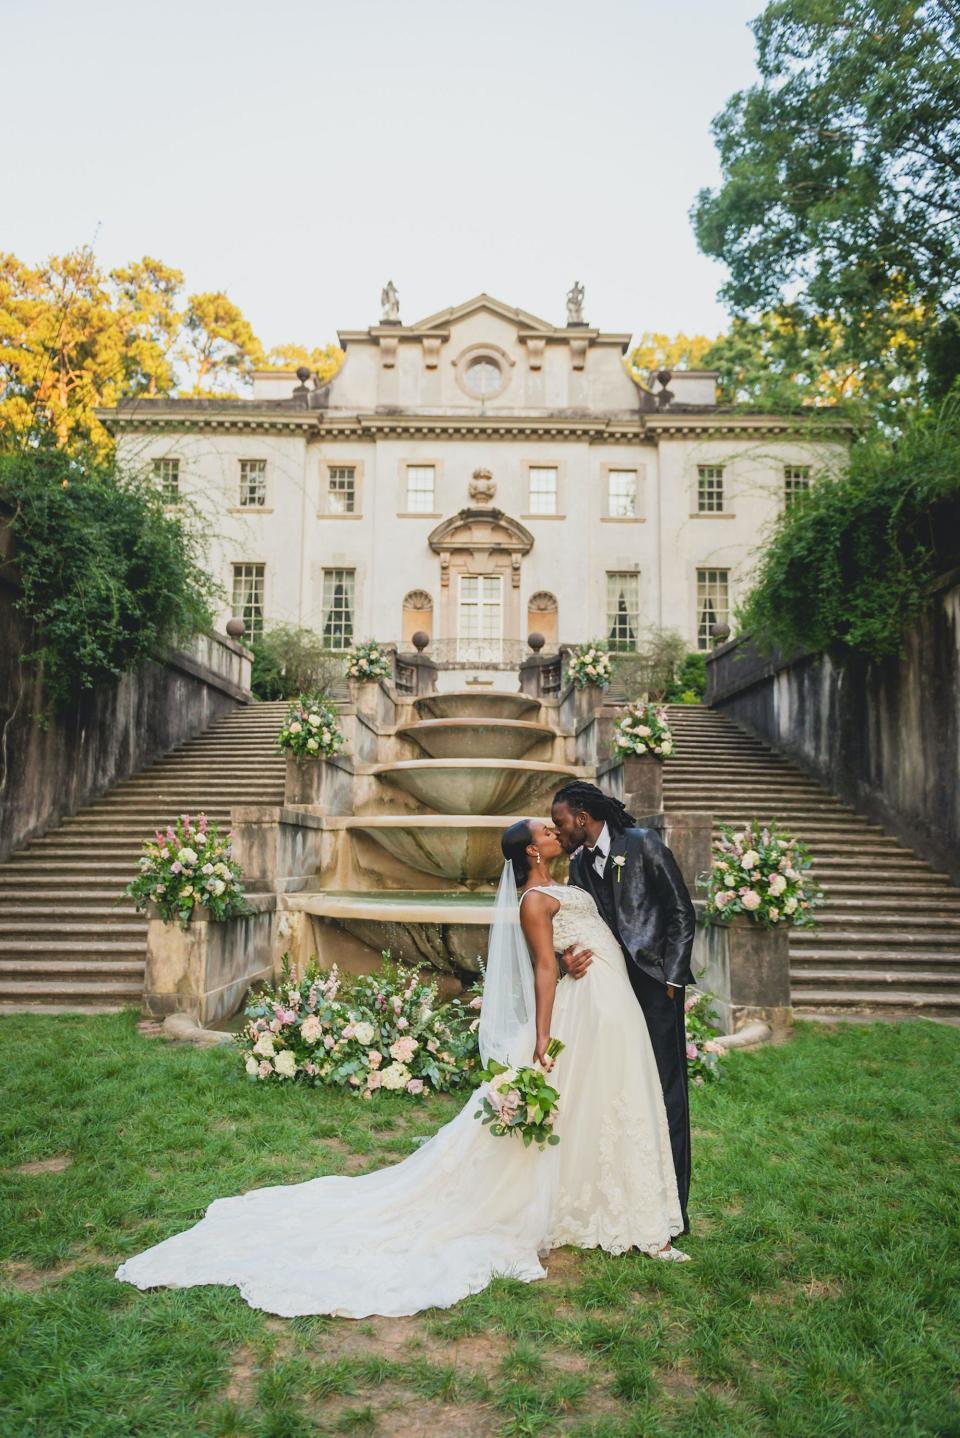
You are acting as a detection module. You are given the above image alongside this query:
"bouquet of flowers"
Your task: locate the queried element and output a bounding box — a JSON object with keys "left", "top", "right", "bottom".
{"left": 613, "top": 700, "right": 674, "bottom": 758}
{"left": 565, "top": 642, "right": 614, "bottom": 690}
{"left": 346, "top": 640, "right": 391, "bottom": 682}
{"left": 684, "top": 990, "right": 726, "bottom": 1085}
{"left": 476, "top": 1039, "right": 564, "bottom": 1149}
{"left": 238, "top": 956, "right": 482, "bottom": 1097}
{"left": 124, "top": 813, "right": 251, "bottom": 929}
{"left": 700, "top": 821, "right": 824, "bottom": 929}
{"left": 276, "top": 693, "right": 344, "bottom": 762}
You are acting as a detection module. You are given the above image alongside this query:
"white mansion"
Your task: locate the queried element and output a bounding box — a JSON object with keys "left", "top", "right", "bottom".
{"left": 102, "top": 290, "right": 850, "bottom": 678}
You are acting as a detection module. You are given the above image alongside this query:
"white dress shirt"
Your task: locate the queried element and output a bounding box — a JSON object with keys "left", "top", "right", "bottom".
{"left": 586, "top": 822, "right": 611, "bottom": 878}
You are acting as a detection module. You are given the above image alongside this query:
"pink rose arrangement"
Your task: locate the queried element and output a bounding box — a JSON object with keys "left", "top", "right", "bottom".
{"left": 684, "top": 990, "right": 726, "bottom": 1085}
{"left": 613, "top": 700, "right": 674, "bottom": 759}
{"left": 124, "top": 812, "right": 251, "bottom": 929}
{"left": 276, "top": 693, "right": 344, "bottom": 763}
{"left": 700, "top": 821, "right": 824, "bottom": 930}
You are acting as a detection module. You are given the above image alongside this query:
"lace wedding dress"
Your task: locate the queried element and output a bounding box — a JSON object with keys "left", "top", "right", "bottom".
{"left": 115, "top": 883, "right": 684, "bottom": 1317}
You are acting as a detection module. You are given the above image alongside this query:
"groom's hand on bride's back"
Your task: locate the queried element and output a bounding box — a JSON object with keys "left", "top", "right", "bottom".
{"left": 561, "top": 945, "right": 593, "bottom": 979}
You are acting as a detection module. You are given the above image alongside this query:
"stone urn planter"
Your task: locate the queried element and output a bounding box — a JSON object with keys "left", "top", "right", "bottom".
{"left": 694, "top": 912, "right": 792, "bottom": 1038}
{"left": 622, "top": 753, "right": 663, "bottom": 814}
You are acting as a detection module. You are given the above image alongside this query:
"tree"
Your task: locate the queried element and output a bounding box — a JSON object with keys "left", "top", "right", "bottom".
{"left": 264, "top": 343, "right": 345, "bottom": 385}
{"left": 180, "top": 291, "right": 264, "bottom": 394}
{"left": 110, "top": 257, "right": 183, "bottom": 398}
{"left": 626, "top": 331, "right": 717, "bottom": 382}
{"left": 693, "top": 0, "right": 960, "bottom": 401}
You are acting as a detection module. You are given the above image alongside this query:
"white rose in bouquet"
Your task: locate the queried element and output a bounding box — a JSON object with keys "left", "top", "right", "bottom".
{"left": 307, "top": 737, "right": 319, "bottom": 751}
{"left": 274, "top": 1049, "right": 297, "bottom": 1078}
{"left": 177, "top": 847, "right": 198, "bottom": 866}
{"left": 289, "top": 721, "right": 302, "bottom": 734}
{"left": 307, "top": 713, "right": 321, "bottom": 727}
{"left": 741, "top": 850, "right": 759, "bottom": 870}
{"left": 380, "top": 1061, "right": 411, "bottom": 1090}
{"left": 245, "top": 1056, "right": 259, "bottom": 1075}
{"left": 253, "top": 1032, "right": 276, "bottom": 1057}
{"left": 352, "top": 1021, "right": 376, "bottom": 1046}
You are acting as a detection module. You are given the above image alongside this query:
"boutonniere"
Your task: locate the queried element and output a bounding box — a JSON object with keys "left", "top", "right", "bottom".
{"left": 611, "top": 855, "right": 626, "bottom": 883}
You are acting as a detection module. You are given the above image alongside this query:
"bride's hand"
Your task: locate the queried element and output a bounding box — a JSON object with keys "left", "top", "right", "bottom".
{"left": 534, "top": 1037, "right": 554, "bottom": 1070}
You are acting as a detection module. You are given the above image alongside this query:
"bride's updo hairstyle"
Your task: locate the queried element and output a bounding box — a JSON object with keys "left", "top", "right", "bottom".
{"left": 501, "top": 819, "right": 534, "bottom": 885}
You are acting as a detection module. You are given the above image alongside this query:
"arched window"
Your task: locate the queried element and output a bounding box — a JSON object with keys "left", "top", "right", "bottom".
{"left": 527, "top": 590, "right": 558, "bottom": 646}
{"left": 402, "top": 589, "right": 433, "bottom": 645}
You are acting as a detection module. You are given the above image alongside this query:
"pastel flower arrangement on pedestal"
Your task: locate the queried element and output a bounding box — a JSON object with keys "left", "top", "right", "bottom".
{"left": 123, "top": 813, "right": 251, "bottom": 929}
{"left": 613, "top": 700, "right": 674, "bottom": 758}
{"left": 700, "top": 821, "right": 824, "bottom": 929}
{"left": 238, "top": 956, "right": 482, "bottom": 1098}
{"left": 566, "top": 642, "right": 614, "bottom": 690}
{"left": 276, "top": 693, "right": 344, "bottom": 762}
{"left": 346, "top": 640, "right": 391, "bottom": 682}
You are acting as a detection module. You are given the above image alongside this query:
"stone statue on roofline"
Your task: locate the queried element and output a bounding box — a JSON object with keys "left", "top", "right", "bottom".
{"left": 380, "top": 280, "right": 400, "bottom": 324}
{"left": 566, "top": 281, "right": 586, "bottom": 326}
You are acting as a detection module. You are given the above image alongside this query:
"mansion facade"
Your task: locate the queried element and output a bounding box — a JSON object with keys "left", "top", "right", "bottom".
{"left": 101, "top": 292, "right": 850, "bottom": 683}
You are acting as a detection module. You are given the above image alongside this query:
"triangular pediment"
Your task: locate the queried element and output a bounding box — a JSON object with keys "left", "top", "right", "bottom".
{"left": 412, "top": 293, "right": 558, "bottom": 335}
{"left": 428, "top": 507, "right": 534, "bottom": 555}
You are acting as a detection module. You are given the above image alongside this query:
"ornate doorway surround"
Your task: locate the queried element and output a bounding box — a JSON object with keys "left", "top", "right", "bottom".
{"left": 427, "top": 507, "right": 534, "bottom": 663}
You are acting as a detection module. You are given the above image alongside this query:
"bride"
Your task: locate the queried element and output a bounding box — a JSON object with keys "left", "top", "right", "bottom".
{"left": 115, "top": 819, "right": 689, "bottom": 1318}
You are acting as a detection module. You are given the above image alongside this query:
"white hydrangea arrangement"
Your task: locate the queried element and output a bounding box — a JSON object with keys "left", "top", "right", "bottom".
{"left": 700, "top": 822, "right": 824, "bottom": 929}
{"left": 613, "top": 700, "right": 674, "bottom": 758}
{"left": 566, "top": 642, "right": 614, "bottom": 690}
{"left": 346, "top": 640, "right": 391, "bottom": 682}
{"left": 276, "top": 693, "right": 344, "bottom": 762}
{"left": 238, "top": 956, "right": 483, "bottom": 1098}
{"left": 124, "top": 813, "right": 251, "bottom": 929}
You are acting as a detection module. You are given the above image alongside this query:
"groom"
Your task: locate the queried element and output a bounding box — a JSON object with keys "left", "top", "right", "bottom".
{"left": 551, "top": 780, "right": 697, "bottom": 1233}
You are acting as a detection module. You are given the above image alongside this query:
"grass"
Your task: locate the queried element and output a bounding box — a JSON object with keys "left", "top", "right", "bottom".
{"left": 2, "top": 1013, "right": 959, "bottom": 1437}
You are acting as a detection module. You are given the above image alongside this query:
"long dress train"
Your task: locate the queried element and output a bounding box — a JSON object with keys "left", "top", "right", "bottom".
{"left": 115, "top": 883, "right": 683, "bottom": 1317}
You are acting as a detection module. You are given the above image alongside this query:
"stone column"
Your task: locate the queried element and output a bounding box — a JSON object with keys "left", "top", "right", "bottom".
{"left": 635, "top": 810, "right": 713, "bottom": 895}
{"left": 284, "top": 755, "right": 355, "bottom": 814}
{"left": 622, "top": 754, "right": 663, "bottom": 814}
{"left": 143, "top": 894, "right": 278, "bottom": 1026}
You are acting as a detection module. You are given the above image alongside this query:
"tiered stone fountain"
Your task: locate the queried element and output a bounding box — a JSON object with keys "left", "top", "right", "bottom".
{"left": 264, "top": 683, "right": 598, "bottom": 982}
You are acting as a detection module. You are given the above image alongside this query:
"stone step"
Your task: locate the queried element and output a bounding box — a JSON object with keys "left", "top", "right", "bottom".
{"left": 815, "top": 895, "right": 960, "bottom": 912}
{"left": 790, "top": 967, "right": 960, "bottom": 988}
{"left": 0, "top": 1003, "right": 127, "bottom": 1015}
{"left": 0, "top": 959, "right": 145, "bottom": 976}
{"left": 0, "top": 873, "right": 135, "bottom": 888}
{"left": 793, "top": 911, "right": 960, "bottom": 930}
{"left": 0, "top": 938, "right": 146, "bottom": 956}
{"left": 791, "top": 988, "right": 960, "bottom": 1012}
{"left": 0, "top": 979, "right": 144, "bottom": 1000}
{"left": 790, "top": 946, "right": 960, "bottom": 965}
{"left": 0, "top": 905, "right": 140, "bottom": 922}
{"left": 0, "top": 921, "right": 144, "bottom": 936}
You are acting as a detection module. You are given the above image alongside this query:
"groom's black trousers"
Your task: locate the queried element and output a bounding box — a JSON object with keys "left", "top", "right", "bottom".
{"left": 626, "top": 966, "right": 692, "bottom": 1234}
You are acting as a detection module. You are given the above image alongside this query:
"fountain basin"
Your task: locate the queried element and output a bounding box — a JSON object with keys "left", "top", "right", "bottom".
{"left": 397, "top": 717, "right": 555, "bottom": 761}
{"left": 288, "top": 890, "right": 496, "bottom": 974}
{"left": 374, "top": 759, "right": 578, "bottom": 815}
{"left": 346, "top": 814, "right": 545, "bottom": 884}
{"left": 414, "top": 691, "right": 541, "bottom": 721}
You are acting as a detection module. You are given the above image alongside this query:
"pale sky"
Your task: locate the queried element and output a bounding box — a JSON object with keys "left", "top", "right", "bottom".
{"left": 5, "top": 0, "right": 763, "bottom": 352}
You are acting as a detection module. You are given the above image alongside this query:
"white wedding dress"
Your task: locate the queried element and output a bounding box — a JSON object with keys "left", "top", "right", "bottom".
{"left": 115, "top": 883, "right": 684, "bottom": 1317}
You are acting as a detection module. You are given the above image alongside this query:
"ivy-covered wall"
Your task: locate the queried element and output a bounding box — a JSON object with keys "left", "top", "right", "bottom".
{"left": 706, "top": 570, "right": 960, "bottom": 883}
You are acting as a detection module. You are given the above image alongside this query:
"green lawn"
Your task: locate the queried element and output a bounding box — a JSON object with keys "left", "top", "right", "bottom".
{"left": 2, "top": 1014, "right": 959, "bottom": 1438}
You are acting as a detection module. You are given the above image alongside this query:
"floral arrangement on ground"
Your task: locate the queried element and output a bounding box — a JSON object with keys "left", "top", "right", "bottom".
{"left": 700, "top": 821, "right": 824, "bottom": 928}
{"left": 276, "top": 693, "right": 344, "bottom": 761}
{"left": 124, "top": 813, "right": 251, "bottom": 928}
{"left": 613, "top": 700, "right": 674, "bottom": 758}
{"left": 240, "top": 956, "right": 726, "bottom": 1097}
{"left": 239, "top": 956, "right": 482, "bottom": 1096}
{"left": 346, "top": 640, "right": 391, "bottom": 682}
{"left": 566, "top": 642, "right": 614, "bottom": 690}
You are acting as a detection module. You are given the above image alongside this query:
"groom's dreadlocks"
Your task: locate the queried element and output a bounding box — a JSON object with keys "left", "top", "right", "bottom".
{"left": 552, "top": 781, "right": 637, "bottom": 834}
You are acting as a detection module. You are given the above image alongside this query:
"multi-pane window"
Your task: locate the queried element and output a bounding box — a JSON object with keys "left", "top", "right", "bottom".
{"left": 606, "top": 571, "right": 640, "bottom": 651}
{"left": 784, "top": 464, "right": 811, "bottom": 508}
{"left": 608, "top": 469, "right": 637, "bottom": 518}
{"left": 153, "top": 457, "right": 180, "bottom": 504}
{"left": 697, "top": 568, "right": 730, "bottom": 651}
{"left": 458, "top": 575, "right": 502, "bottom": 661}
{"left": 406, "top": 465, "right": 435, "bottom": 513}
{"left": 232, "top": 563, "right": 265, "bottom": 640}
{"left": 528, "top": 466, "right": 558, "bottom": 515}
{"left": 327, "top": 465, "right": 356, "bottom": 514}
{"left": 239, "top": 459, "right": 267, "bottom": 507}
{"left": 697, "top": 465, "right": 725, "bottom": 513}
{"left": 322, "top": 568, "right": 355, "bottom": 649}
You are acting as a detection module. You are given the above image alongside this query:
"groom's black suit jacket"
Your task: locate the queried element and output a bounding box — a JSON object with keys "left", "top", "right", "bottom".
{"left": 568, "top": 826, "right": 696, "bottom": 989}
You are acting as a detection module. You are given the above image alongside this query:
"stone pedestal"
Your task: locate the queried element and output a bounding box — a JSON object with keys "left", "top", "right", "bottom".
{"left": 693, "top": 913, "right": 793, "bottom": 1038}
{"left": 231, "top": 805, "right": 326, "bottom": 891}
{"left": 284, "top": 754, "right": 354, "bottom": 814}
{"left": 622, "top": 754, "right": 663, "bottom": 814}
{"left": 143, "top": 893, "right": 278, "bottom": 1025}
{"left": 635, "top": 810, "right": 713, "bottom": 895}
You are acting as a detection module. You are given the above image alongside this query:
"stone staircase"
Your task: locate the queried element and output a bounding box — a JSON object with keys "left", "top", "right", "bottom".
{"left": 0, "top": 702, "right": 288, "bottom": 1014}
{"left": 664, "top": 706, "right": 960, "bottom": 1019}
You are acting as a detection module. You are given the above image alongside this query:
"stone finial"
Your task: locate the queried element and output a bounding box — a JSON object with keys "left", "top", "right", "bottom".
{"left": 655, "top": 369, "right": 675, "bottom": 410}
{"left": 226, "top": 617, "right": 246, "bottom": 640}
{"left": 469, "top": 466, "right": 496, "bottom": 504}
{"left": 527, "top": 632, "right": 545, "bottom": 653}
{"left": 380, "top": 279, "right": 400, "bottom": 324}
{"left": 711, "top": 622, "right": 731, "bottom": 646}
{"left": 566, "top": 281, "right": 586, "bottom": 326}
{"left": 411, "top": 630, "right": 430, "bottom": 652}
